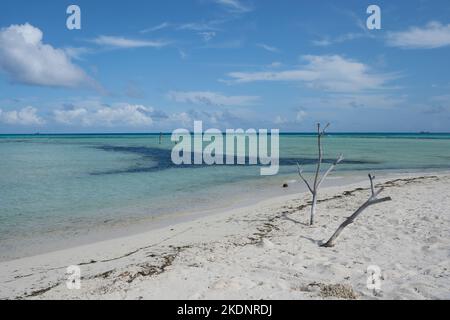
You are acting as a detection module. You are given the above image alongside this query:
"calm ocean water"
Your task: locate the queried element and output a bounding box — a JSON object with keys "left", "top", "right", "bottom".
{"left": 1, "top": 133, "right": 450, "bottom": 261}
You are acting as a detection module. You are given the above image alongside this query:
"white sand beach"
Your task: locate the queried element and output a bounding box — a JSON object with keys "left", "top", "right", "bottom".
{"left": 0, "top": 172, "right": 449, "bottom": 300}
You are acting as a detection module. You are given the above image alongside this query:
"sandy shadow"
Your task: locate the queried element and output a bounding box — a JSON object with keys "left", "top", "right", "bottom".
{"left": 281, "top": 212, "right": 309, "bottom": 226}
{"left": 299, "top": 235, "right": 324, "bottom": 246}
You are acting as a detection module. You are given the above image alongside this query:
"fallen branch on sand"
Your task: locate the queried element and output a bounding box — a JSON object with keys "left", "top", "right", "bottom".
{"left": 321, "top": 174, "right": 392, "bottom": 248}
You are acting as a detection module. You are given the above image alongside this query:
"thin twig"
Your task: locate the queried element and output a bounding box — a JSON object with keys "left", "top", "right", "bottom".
{"left": 297, "top": 163, "right": 313, "bottom": 194}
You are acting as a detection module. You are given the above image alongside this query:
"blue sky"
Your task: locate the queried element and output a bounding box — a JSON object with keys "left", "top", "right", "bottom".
{"left": 0, "top": 0, "right": 449, "bottom": 133}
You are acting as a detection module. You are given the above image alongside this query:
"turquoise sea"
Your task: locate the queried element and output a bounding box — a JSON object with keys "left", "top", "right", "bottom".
{"left": 1, "top": 133, "right": 450, "bottom": 261}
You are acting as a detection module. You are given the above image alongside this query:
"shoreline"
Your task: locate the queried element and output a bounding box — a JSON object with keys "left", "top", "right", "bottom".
{"left": 1, "top": 167, "right": 446, "bottom": 263}
{"left": 0, "top": 168, "right": 373, "bottom": 262}
{"left": 1, "top": 171, "right": 449, "bottom": 299}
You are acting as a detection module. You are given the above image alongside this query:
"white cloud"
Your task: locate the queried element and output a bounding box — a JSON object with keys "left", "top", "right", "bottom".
{"left": 268, "top": 61, "right": 282, "bottom": 68}
{"left": 168, "top": 109, "right": 245, "bottom": 128}
{"left": 387, "top": 22, "right": 450, "bottom": 49}
{"left": 0, "top": 99, "right": 256, "bottom": 129}
{"left": 274, "top": 110, "right": 307, "bottom": 126}
{"left": 312, "top": 32, "right": 370, "bottom": 47}
{"left": 167, "top": 91, "right": 259, "bottom": 106}
{"left": 141, "top": 22, "right": 171, "bottom": 33}
{"left": 257, "top": 43, "right": 280, "bottom": 53}
{"left": 215, "top": 0, "right": 252, "bottom": 13}
{"left": 169, "top": 111, "right": 192, "bottom": 126}
{"left": 198, "top": 32, "right": 216, "bottom": 42}
{"left": 226, "top": 55, "right": 394, "bottom": 92}
{"left": 299, "top": 93, "right": 406, "bottom": 110}
{"left": 178, "top": 21, "right": 221, "bottom": 32}
{"left": 274, "top": 115, "right": 286, "bottom": 125}
{"left": 296, "top": 110, "right": 307, "bottom": 122}
{"left": 311, "top": 39, "right": 333, "bottom": 47}
{"left": 53, "top": 104, "right": 154, "bottom": 127}
{"left": 0, "top": 106, "right": 45, "bottom": 125}
{"left": 91, "top": 36, "right": 169, "bottom": 48}
{"left": 53, "top": 107, "right": 88, "bottom": 125}
{"left": 63, "top": 46, "right": 91, "bottom": 60}
{"left": 0, "top": 23, "right": 94, "bottom": 88}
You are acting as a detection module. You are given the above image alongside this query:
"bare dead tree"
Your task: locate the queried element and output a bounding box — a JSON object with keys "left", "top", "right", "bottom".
{"left": 297, "top": 123, "right": 344, "bottom": 226}
{"left": 321, "top": 174, "right": 392, "bottom": 248}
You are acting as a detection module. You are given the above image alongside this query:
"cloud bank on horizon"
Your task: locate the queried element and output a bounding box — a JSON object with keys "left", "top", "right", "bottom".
{"left": 0, "top": 0, "right": 449, "bottom": 133}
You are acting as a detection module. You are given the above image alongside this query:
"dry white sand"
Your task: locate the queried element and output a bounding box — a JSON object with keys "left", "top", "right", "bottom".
{"left": 0, "top": 172, "right": 449, "bottom": 300}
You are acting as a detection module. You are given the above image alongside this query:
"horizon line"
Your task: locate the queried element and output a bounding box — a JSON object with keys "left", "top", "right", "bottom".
{"left": 1, "top": 131, "right": 449, "bottom": 135}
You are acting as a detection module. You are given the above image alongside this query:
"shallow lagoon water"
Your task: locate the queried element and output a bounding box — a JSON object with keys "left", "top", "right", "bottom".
{"left": 1, "top": 133, "right": 450, "bottom": 261}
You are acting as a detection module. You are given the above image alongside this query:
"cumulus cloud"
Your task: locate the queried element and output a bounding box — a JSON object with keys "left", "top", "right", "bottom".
{"left": 274, "top": 110, "right": 307, "bottom": 126}
{"left": 0, "top": 106, "right": 45, "bottom": 125}
{"left": 91, "top": 36, "right": 169, "bottom": 48}
{"left": 170, "top": 109, "right": 244, "bottom": 127}
{"left": 226, "top": 55, "right": 394, "bottom": 92}
{"left": 53, "top": 104, "right": 154, "bottom": 127}
{"left": 0, "top": 23, "right": 94, "bottom": 88}
{"left": 0, "top": 99, "right": 258, "bottom": 129}
{"left": 167, "top": 91, "right": 260, "bottom": 106}
{"left": 387, "top": 22, "right": 450, "bottom": 49}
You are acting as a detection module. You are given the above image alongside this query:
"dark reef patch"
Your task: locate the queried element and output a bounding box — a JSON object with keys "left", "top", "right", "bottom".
{"left": 90, "top": 145, "right": 381, "bottom": 176}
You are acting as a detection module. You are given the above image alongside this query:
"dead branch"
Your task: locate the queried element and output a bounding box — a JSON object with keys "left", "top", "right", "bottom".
{"left": 297, "top": 163, "right": 313, "bottom": 194}
{"left": 297, "top": 123, "right": 343, "bottom": 226}
{"left": 321, "top": 174, "right": 392, "bottom": 248}
{"left": 317, "top": 154, "right": 344, "bottom": 189}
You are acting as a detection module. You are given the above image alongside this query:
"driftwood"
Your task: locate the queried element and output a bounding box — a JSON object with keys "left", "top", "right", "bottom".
{"left": 297, "top": 123, "right": 343, "bottom": 225}
{"left": 321, "top": 174, "right": 392, "bottom": 247}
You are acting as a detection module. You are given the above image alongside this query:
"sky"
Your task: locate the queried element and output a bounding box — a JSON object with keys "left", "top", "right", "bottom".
{"left": 0, "top": 0, "right": 449, "bottom": 133}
